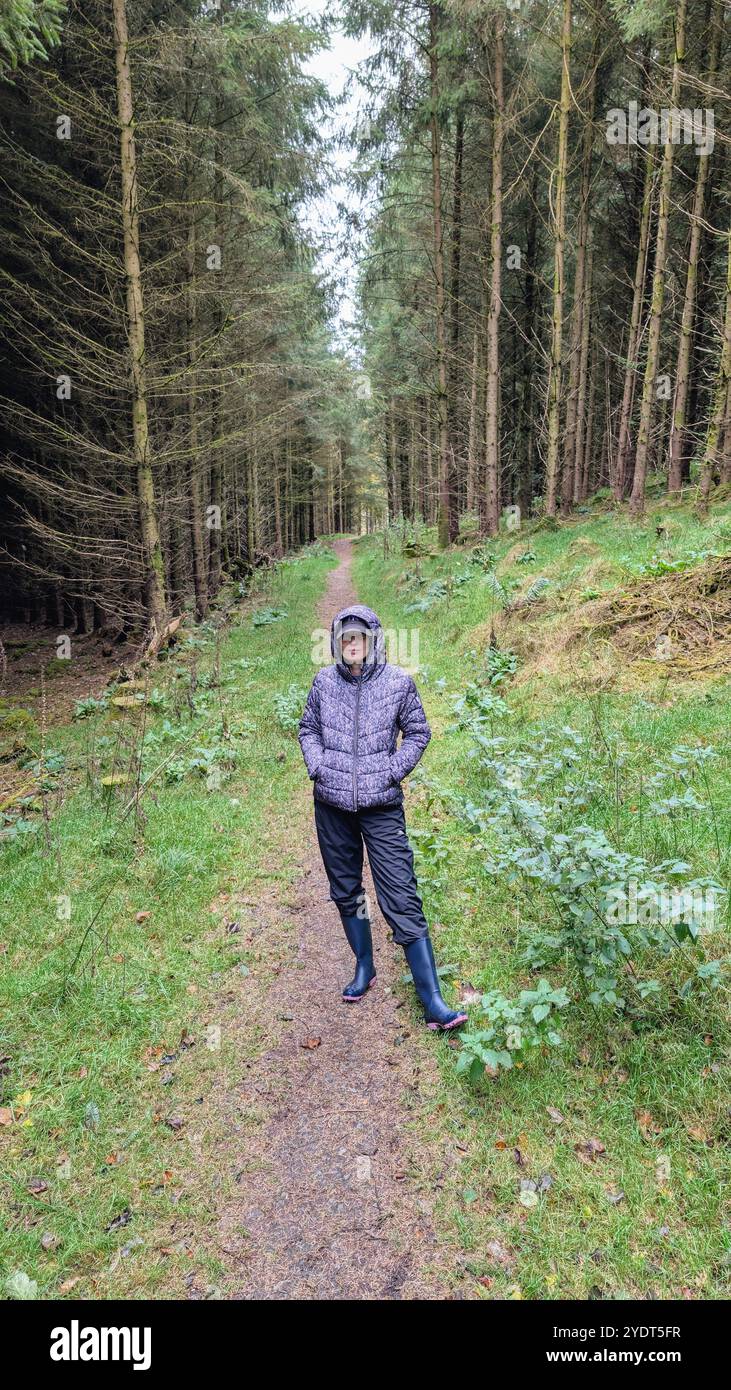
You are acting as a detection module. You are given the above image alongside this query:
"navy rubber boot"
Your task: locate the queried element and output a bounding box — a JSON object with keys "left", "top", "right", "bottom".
{"left": 403, "top": 935, "right": 468, "bottom": 1031}
{"left": 340, "top": 913, "right": 377, "bottom": 1001}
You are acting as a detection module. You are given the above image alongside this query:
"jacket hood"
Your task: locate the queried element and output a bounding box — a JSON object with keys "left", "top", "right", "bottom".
{"left": 331, "top": 604, "right": 387, "bottom": 682}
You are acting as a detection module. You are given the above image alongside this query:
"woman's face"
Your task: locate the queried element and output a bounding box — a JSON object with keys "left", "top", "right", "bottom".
{"left": 341, "top": 630, "right": 367, "bottom": 665}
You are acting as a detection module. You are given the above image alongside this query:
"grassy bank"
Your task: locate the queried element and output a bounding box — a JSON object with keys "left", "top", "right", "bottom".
{"left": 0, "top": 541, "right": 337, "bottom": 1299}
{"left": 353, "top": 500, "right": 731, "bottom": 1300}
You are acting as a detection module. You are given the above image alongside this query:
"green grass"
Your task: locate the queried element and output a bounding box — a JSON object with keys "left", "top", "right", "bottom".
{"left": 0, "top": 540, "right": 338, "bottom": 1300}
{"left": 3, "top": 503, "right": 730, "bottom": 1303}
{"left": 352, "top": 501, "right": 731, "bottom": 1300}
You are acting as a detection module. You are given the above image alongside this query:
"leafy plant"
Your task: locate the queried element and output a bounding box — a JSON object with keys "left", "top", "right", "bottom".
{"left": 252, "top": 607, "right": 288, "bottom": 627}
{"left": 408, "top": 827, "right": 451, "bottom": 887}
{"left": 449, "top": 682, "right": 509, "bottom": 734}
{"left": 485, "top": 647, "right": 517, "bottom": 687}
{"left": 523, "top": 577, "right": 551, "bottom": 604}
{"left": 404, "top": 579, "right": 448, "bottom": 612}
{"left": 627, "top": 549, "right": 720, "bottom": 578}
{"left": 73, "top": 695, "right": 108, "bottom": 719}
{"left": 274, "top": 684, "right": 309, "bottom": 732}
{"left": 456, "top": 979, "right": 570, "bottom": 1080}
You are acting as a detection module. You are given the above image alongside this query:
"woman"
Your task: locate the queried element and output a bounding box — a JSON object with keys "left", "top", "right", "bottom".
{"left": 298, "top": 603, "right": 468, "bottom": 1031}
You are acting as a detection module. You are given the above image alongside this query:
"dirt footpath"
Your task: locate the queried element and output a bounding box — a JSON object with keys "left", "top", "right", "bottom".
{"left": 206, "top": 537, "right": 458, "bottom": 1300}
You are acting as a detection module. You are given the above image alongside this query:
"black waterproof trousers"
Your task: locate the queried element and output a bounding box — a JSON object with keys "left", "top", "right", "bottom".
{"left": 313, "top": 796, "right": 429, "bottom": 946}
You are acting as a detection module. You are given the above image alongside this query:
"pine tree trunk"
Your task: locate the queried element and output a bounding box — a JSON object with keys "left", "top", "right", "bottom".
{"left": 207, "top": 0, "right": 227, "bottom": 597}
{"left": 615, "top": 148, "right": 654, "bottom": 500}
{"left": 519, "top": 173, "right": 539, "bottom": 519}
{"left": 449, "top": 109, "right": 464, "bottom": 483}
{"left": 699, "top": 225, "right": 731, "bottom": 509}
{"left": 630, "top": 0, "right": 687, "bottom": 517}
{"left": 668, "top": 0, "right": 722, "bottom": 492}
{"left": 561, "top": 32, "right": 597, "bottom": 513}
{"left": 429, "top": 3, "right": 456, "bottom": 546}
{"left": 544, "top": 0, "right": 571, "bottom": 517}
{"left": 185, "top": 63, "right": 208, "bottom": 619}
{"left": 573, "top": 233, "right": 594, "bottom": 503}
{"left": 484, "top": 10, "right": 504, "bottom": 537}
{"left": 111, "top": 0, "right": 166, "bottom": 632}
{"left": 722, "top": 379, "right": 731, "bottom": 484}
{"left": 581, "top": 341, "right": 596, "bottom": 500}
{"left": 466, "top": 325, "right": 479, "bottom": 513}
{"left": 273, "top": 455, "right": 283, "bottom": 556}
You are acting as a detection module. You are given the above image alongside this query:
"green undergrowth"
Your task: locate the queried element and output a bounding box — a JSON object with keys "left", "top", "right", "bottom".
{"left": 0, "top": 539, "right": 339, "bottom": 1300}
{"left": 353, "top": 503, "right": 731, "bottom": 1300}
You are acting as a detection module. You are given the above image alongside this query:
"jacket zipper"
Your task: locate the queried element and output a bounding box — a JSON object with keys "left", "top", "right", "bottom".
{"left": 352, "top": 678, "right": 361, "bottom": 811}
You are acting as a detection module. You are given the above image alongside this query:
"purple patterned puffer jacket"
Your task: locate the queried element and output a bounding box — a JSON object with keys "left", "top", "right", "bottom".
{"left": 297, "top": 603, "right": 432, "bottom": 812}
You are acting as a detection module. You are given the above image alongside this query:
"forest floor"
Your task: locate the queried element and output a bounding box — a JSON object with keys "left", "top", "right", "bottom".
{"left": 2, "top": 497, "right": 731, "bottom": 1301}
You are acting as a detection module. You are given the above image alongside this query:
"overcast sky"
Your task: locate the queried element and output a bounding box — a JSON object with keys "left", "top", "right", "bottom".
{"left": 289, "top": 1, "right": 375, "bottom": 350}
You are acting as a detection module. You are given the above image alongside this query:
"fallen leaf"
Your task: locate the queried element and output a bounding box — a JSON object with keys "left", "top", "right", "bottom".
{"left": 655, "top": 1153, "right": 671, "bottom": 1185}
{"left": 5, "top": 1271, "right": 38, "bottom": 1300}
{"left": 574, "top": 1138, "right": 606, "bottom": 1164}
{"left": 105, "top": 1209, "right": 132, "bottom": 1233}
{"left": 636, "top": 1110, "right": 662, "bottom": 1141}
{"left": 485, "top": 1239, "right": 513, "bottom": 1268}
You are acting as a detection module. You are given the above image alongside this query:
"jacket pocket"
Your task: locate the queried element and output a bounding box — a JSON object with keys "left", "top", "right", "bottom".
{"left": 314, "top": 749, "right": 332, "bottom": 782}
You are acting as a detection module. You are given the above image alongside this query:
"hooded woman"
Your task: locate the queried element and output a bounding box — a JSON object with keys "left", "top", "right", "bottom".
{"left": 298, "top": 603, "right": 467, "bottom": 1031}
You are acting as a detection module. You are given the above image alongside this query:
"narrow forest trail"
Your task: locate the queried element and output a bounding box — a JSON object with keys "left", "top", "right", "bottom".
{"left": 203, "top": 538, "right": 453, "bottom": 1300}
